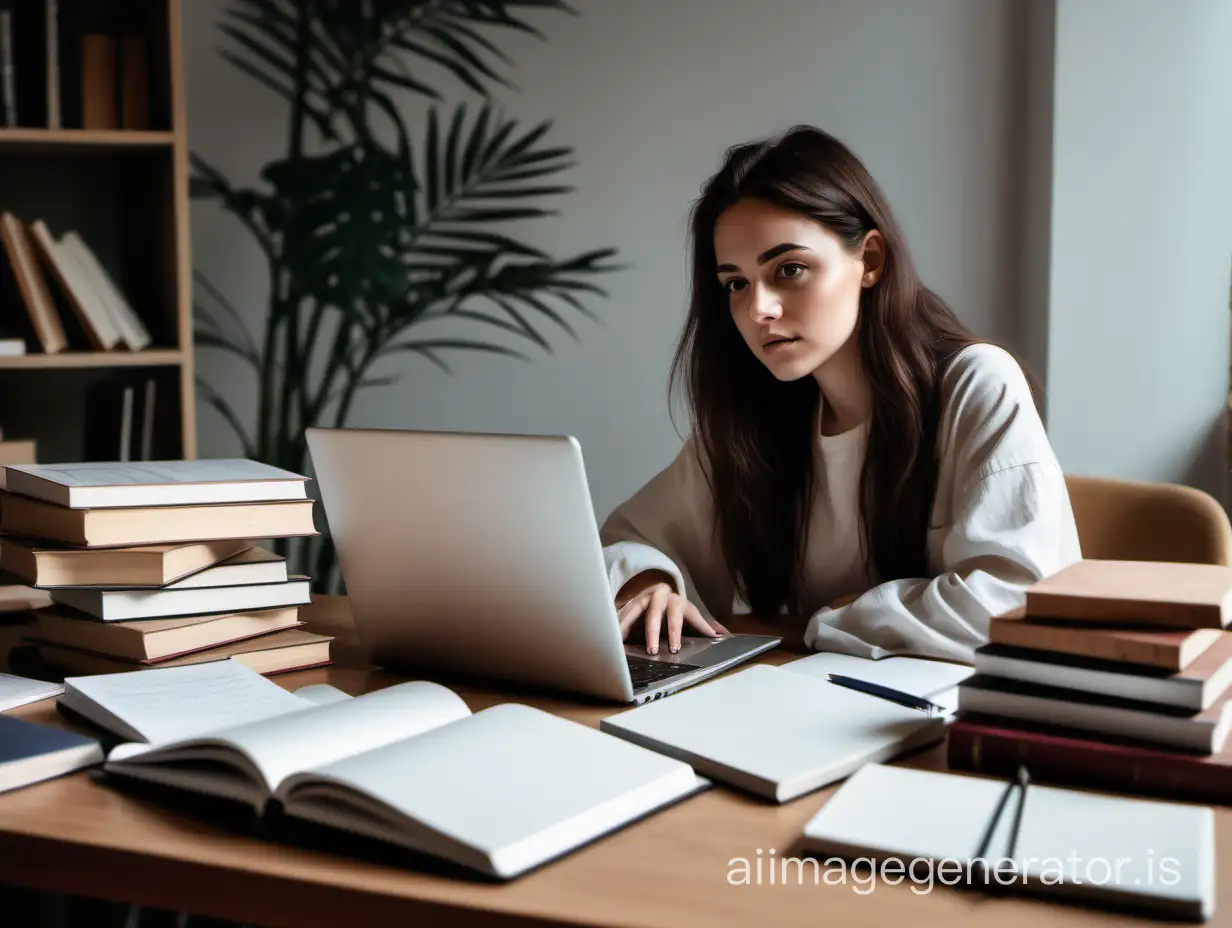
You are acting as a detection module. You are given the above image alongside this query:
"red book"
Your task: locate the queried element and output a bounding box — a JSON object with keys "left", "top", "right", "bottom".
{"left": 947, "top": 712, "right": 1232, "bottom": 805}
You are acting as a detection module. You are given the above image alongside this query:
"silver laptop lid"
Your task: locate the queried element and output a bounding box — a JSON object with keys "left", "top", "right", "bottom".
{"left": 306, "top": 427, "right": 635, "bottom": 702}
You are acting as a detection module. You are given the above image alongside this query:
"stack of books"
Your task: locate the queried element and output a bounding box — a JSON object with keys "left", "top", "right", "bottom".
{"left": 949, "top": 559, "right": 1232, "bottom": 803}
{"left": 0, "top": 459, "right": 332, "bottom": 677}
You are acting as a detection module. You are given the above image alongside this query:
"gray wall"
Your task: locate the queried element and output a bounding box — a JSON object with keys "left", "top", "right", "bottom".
{"left": 1043, "top": 0, "right": 1232, "bottom": 501}
{"left": 184, "top": 0, "right": 1029, "bottom": 520}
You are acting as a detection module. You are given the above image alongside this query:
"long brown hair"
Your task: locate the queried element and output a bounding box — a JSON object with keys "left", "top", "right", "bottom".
{"left": 671, "top": 126, "right": 983, "bottom": 616}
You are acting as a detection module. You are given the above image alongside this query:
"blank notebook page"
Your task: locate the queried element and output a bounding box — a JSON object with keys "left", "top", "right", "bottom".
{"left": 802, "top": 763, "right": 1214, "bottom": 918}
{"left": 781, "top": 653, "right": 974, "bottom": 714}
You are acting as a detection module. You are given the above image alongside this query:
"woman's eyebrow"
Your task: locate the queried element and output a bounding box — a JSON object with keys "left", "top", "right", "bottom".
{"left": 716, "top": 242, "right": 809, "bottom": 273}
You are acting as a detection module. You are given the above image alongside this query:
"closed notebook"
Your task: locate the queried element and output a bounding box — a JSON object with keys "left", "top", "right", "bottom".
{"left": 801, "top": 763, "right": 1214, "bottom": 921}
{"left": 599, "top": 654, "right": 971, "bottom": 803}
{"left": 0, "top": 714, "right": 104, "bottom": 794}
{"left": 98, "top": 665, "right": 707, "bottom": 879}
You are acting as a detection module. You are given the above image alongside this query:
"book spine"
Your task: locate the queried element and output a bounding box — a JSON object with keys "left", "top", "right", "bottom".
{"left": 1025, "top": 592, "right": 1223, "bottom": 628}
{"left": 0, "top": 10, "right": 14, "bottom": 127}
{"left": 46, "top": 0, "right": 59, "bottom": 129}
{"left": 946, "top": 721, "right": 1232, "bottom": 805}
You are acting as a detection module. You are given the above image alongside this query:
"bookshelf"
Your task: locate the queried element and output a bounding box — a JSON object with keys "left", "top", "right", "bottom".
{"left": 0, "top": 0, "right": 195, "bottom": 463}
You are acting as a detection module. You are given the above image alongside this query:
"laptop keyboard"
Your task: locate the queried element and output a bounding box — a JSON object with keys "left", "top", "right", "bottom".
{"left": 626, "top": 654, "right": 702, "bottom": 688}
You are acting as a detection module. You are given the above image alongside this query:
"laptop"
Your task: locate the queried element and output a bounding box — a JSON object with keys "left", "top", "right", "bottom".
{"left": 305, "top": 427, "right": 780, "bottom": 704}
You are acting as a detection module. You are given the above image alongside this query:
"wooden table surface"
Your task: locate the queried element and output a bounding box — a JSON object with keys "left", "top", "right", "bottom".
{"left": 0, "top": 598, "right": 1224, "bottom": 928}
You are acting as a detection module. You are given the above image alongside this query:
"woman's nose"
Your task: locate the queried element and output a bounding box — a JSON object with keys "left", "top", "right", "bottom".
{"left": 748, "top": 284, "right": 782, "bottom": 322}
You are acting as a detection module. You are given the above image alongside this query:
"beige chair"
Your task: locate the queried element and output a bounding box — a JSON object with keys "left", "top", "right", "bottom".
{"left": 1065, "top": 474, "right": 1232, "bottom": 566}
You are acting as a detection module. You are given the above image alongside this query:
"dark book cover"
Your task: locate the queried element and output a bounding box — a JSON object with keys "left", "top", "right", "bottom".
{"left": 0, "top": 712, "right": 103, "bottom": 793}
{"left": 947, "top": 712, "right": 1232, "bottom": 805}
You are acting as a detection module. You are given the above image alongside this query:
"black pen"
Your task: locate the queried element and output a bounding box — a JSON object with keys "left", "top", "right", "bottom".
{"left": 826, "top": 673, "right": 943, "bottom": 714}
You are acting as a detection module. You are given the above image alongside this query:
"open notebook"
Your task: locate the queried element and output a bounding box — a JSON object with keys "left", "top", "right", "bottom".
{"left": 72, "top": 660, "right": 707, "bottom": 879}
{"left": 801, "top": 763, "right": 1215, "bottom": 920}
{"left": 599, "top": 652, "right": 973, "bottom": 802}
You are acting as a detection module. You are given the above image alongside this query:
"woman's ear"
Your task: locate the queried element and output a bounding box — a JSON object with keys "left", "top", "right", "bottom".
{"left": 859, "top": 230, "right": 886, "bottom": 288}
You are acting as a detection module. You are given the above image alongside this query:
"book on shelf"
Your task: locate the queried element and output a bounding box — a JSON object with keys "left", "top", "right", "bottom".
{"left": 45, "top": 0, "right": 57, "bottom": 129}
{"left": 60, "top": 231, "right": 150, "bottom": 351}
{"left": 0, "top": 714, "right": 103, "bottom": 795}
{"left": 0, "top": 495, "right": 318, "bottom": 547}
{"left": 0, "top": 537, "right": 253, "bottom": 588}
{"left": 0, "top": 211, "right": 67, "bottom": 354}
{"left": 28, "top": 218, "right": 122, "bottom": 351}
{"left": 1024, "top": 559, "right": 1232, "bottom": 628}
{"left": 83, "top": 375, "right": 158, "bottom": 463}
{"left": 989, "top": 605, "right": 1224, "bottom": 671}
{"left": 61, "top": 660, "right": 707, "bottom": 880}
{"left": 49, "top": 575, "right": 312, "bottom": 622}
{"left": 0, "top": 0, "right": 54, "bottom": 129}
{"left": 35, "top": 627, "right": 332, "bottom": 678}
{"left": 30, "top": 604, "right": 304, "bottom": 662}
{"left": 0, "top": 8, "right": 13, "bottom": 127}
{"left": 6, "top": 459, "right": 311, "bottom": 509}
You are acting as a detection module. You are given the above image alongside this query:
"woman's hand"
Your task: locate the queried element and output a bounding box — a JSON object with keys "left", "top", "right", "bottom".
{"left": 615, "top": 572, "right": 730, "bottom": 654}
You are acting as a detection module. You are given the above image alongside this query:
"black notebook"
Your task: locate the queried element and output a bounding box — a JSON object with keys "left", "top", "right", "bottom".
{"left": 0, "top": 713, "right": 103, "bottom": 794}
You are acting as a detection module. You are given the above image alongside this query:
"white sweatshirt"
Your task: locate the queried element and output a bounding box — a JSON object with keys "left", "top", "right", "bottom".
{"left": 599, "top": 343, "right": 1082, "bottom": 663}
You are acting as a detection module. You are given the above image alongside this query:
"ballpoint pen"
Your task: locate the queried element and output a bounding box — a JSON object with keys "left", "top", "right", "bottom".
{"left": 826, "top": 673, "right": 944, "bottom": 715}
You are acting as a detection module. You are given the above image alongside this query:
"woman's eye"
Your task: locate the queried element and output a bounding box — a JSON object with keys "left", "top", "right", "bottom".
{"left": 779, "top": 263, "right": 806, "bottom": 279}
{"left": 723, "top": 279, "right": 747, "bottom": 294}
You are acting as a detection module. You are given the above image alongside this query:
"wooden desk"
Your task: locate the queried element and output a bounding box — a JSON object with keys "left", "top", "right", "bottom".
{"left": 0, "top": 598, "right": 1224, "bottom": 927}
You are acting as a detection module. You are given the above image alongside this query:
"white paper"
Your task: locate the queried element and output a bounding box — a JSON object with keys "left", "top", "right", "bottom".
{"left": 292, "top": 683, "right": 353, "bottom": 706}
{"left": 111, "top": 681, "right": 471, "bottom": 794}
{"left": 8, "top": 459, "right": 305, "bottom": 487}
{"left": 66, "top": 659, "right": 310, "bottom": 744}
{"left": 0, "top": 673, "right": 63, "bottom": 711}
{"left": 782, "top": 652, "right": 973, "bottom": 696}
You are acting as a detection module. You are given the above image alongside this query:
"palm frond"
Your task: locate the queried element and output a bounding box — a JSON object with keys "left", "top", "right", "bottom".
{"left": 195, "top": 271, "right": 260, "bottom": 359}
{"left": 194, "top": 328, "right": 263, "bottom": 369}
{"left": 217, "top": 1, "right": 346, "bottom": 138}
{"left": 453, "top": 303, "right": 551, "bottom": 350}
{"left": 378, "top": 337, "right": 530, "bottom": 373}
{"left": 190, "top": 154, "right": 277, "bottom": 261}
{"left": 196, "top": 377, "right": 257, "bottom": 458}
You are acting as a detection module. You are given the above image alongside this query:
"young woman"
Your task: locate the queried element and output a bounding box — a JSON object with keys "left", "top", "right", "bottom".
{"left": 601, "top": 126, "right": 1081, "bottom": 663}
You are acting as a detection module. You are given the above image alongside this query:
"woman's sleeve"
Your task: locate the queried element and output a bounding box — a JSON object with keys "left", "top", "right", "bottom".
{"left": 599, "top": 435, "right": 729, "bottom": 620}
{"left": 803, "top": 345, "right": 1083, "bottom": 663}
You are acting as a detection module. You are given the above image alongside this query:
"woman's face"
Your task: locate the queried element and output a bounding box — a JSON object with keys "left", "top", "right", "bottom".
{"left": 714, "top": 197, "right": 879, "bottom": 382}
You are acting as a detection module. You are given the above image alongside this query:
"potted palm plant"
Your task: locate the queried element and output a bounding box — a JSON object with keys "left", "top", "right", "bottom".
{"left": 192, "top": 0, "right": 620, "bottom": 590}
